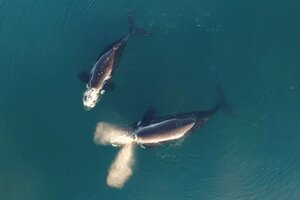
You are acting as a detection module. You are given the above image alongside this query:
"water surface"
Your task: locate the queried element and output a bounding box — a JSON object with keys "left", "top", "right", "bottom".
{"left": 1, "top": 0, "right": 300, "bottom": 199}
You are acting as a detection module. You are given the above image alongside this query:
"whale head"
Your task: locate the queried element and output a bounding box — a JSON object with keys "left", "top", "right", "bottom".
{"left": 83, "top": 88, "right": 100, "bottom": 110}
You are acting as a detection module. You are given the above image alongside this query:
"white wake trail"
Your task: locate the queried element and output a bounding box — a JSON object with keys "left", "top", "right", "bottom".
{"left": 106, "top": 142, "right": 136, "bottom": 188}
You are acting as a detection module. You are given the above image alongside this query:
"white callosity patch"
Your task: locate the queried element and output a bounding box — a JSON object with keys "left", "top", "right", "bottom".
{"left": 106, "top": 142, "right": 136, "bottom": 189}
{"left": 83, "top": 88, "right": 99, "bottom": 110}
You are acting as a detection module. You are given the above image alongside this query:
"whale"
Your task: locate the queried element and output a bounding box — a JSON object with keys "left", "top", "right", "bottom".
{"left": 79, "top": 13, "right": 148, "bottom": 110}
{"left": 93, "top": 84, "right": 232, "bottom": 188}
{"left": 94, "top": 84, "right": 231, "bottom": 147}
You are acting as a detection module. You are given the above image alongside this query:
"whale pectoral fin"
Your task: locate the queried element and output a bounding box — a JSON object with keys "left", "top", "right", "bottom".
{"left": 143, "top": 106, "right": 157, "bottom": 119}
{"left": 103, "top": 80, "right": 115, "bottom": 92}
{"left": 140, "top": 106, "right": 157, "bottom": 125}
{"left": 78, "top": 71, "right": 90, "bottom": 84}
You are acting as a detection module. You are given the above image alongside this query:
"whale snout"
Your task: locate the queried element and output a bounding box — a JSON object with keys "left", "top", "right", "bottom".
{"left": 83, "top": 88, "right": 100, "bottom": 110}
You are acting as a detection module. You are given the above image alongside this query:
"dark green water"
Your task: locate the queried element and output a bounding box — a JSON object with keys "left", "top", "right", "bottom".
{"left": 1, "top": 0, "right": 300, "bottom": 199}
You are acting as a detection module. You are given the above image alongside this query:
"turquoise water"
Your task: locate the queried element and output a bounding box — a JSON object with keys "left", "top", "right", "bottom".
{"left": 1, "top": 0, "right": 300, "bottom": 199}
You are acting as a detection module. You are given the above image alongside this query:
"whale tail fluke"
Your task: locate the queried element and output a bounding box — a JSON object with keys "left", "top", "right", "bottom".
{"left": 128, "top": 13, "right": 149, "bottom": 37}
{"left": 215, "top": 83, "right": 234, "bottom": 114}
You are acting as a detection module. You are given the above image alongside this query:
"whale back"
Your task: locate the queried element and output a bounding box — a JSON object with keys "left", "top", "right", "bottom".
{"left": 135, "top": 118, "right": 196, "bottom": 145}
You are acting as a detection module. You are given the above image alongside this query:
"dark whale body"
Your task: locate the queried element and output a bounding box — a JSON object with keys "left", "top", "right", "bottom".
{"left": 127, "top": 85, "right": 230, "bottom": 147}
{"left": 80, "top": 13, "right": 148, "bottom": 110}
{"left": 89, "top": 35, "right": 129, "bottom": 89}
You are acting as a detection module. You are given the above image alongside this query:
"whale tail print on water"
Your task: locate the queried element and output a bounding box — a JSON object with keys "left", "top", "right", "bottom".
{"left": 94, "top": 122, "right": 134, "bottom": 146}
{"left": 94, "top": 122, "right": 137, "bottom": 188}
{"left": 107, "top": 142, "right": 136, "bottom": 188}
